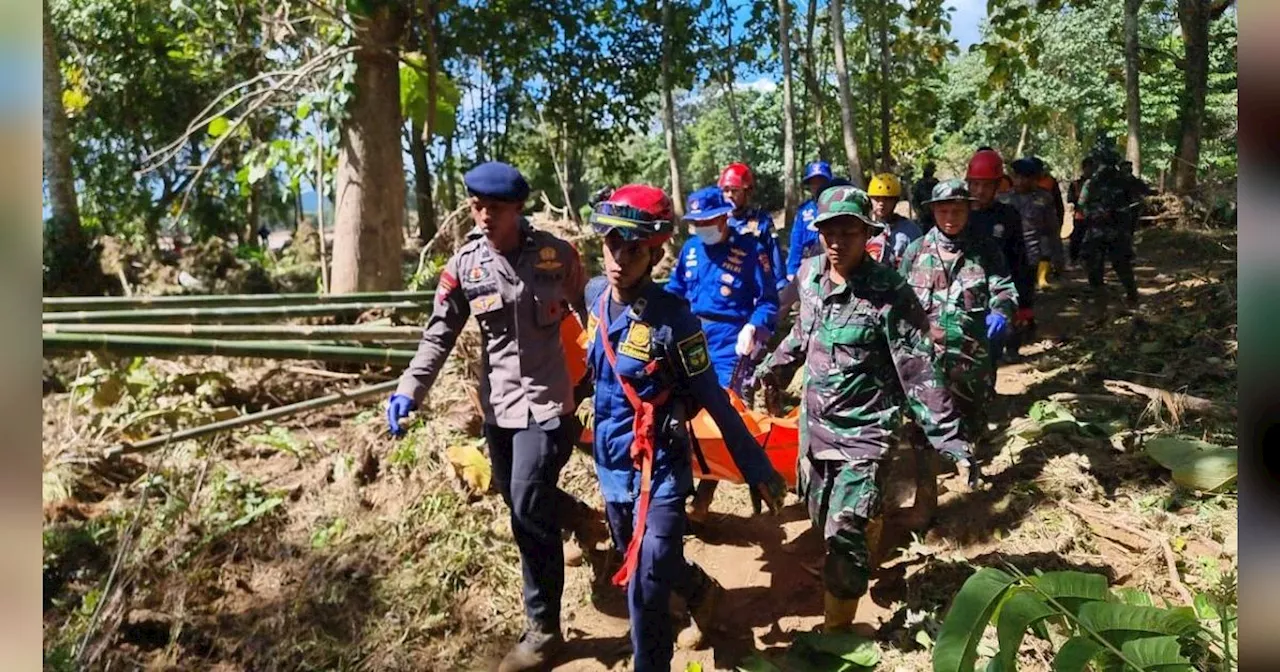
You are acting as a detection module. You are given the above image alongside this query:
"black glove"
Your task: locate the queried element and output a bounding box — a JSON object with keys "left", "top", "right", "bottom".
{"left": 954, "top": 458, "right": 981, "bottom": 491}
{"left": 749, "top": 469, "right": 787, "bottom": 515}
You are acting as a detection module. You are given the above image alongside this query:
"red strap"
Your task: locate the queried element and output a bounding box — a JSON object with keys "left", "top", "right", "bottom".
{"left": 595, "top": 293, "right": 669, "bottom": 587}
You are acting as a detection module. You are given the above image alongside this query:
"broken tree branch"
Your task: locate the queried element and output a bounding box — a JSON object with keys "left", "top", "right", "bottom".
{"left": 1103, "top": 379, "right": 1235, "bottom": 419}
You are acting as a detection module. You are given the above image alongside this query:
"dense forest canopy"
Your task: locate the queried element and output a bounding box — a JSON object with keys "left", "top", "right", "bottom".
{"left": 42, "top": 0, "right": 1236, "bottom": 290}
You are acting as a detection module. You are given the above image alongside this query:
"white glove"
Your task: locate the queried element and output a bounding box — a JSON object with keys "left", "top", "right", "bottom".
{"left": 735, "top": 324, "right": 757, "bottom": 357}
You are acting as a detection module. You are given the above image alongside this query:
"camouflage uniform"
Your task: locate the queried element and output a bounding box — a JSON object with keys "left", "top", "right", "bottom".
{"left": 899, "top": 227, "right": 1018, "bottom": 442}
{"left": 756, "top": 250, "right": 972, "bottom": 600}
{"left": 1079, "top": 161, "right": 1140, "bottom": 304}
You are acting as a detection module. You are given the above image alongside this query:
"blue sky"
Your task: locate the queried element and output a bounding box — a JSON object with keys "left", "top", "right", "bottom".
{"left": 949, "top": 0, "right": 985, "bottom": 50}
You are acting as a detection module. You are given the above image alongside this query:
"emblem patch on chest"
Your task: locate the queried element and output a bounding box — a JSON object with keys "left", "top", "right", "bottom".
{"left": 719, "top": 286, "right": 732, "bottom": 296}
{"left": 469, "top": 292, "right": 502, "bottom": 314}
{"left": 534, "top": 246, "right": 563, "bottom": 270}
{"left": 619, "top": 321, "right": 652, "bottom": 361}
{"left": 466, "top": 265, "right": 490, "bottom": 283}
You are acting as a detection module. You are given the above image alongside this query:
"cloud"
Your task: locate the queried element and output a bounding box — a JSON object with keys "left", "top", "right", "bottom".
{"left": 735, "top": 77, "right": 777, "bottom": 94}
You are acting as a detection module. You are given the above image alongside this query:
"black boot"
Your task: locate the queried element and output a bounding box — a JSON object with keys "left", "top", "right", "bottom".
{"left": 498, "top": 620, "right": 563, "bottom": 672}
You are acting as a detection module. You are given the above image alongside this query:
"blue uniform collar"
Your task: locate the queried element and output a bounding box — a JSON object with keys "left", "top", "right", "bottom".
{"left": 603, "top": 282, "right": 657, "bottom": 335}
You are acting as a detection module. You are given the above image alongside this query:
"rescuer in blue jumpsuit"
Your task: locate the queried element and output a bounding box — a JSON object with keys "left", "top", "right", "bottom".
{"left": 665, "top": 186, "right": 779, "bottom": 393}
{"left": 584, "top": 184, "right": 786, "bottom": 671}
{"left": 787, "top": 160, "right": 833, "bottom": 282}
{"left": 720, "top": 162, "right": 786, "bottom": 293}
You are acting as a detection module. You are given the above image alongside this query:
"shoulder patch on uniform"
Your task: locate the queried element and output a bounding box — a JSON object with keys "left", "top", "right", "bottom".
{"left": 583, "top": 312, "right": 599, "bottom": 349}
{"left": 436, "top": 271, "right": 458, "bottom": 304}
{"left": 619, "top": 321, "right": 652, "bottom": 361}
{"left": 677, "top": 332, "right": 711, "bottom": 376}
{"left": 534, "top": 245, "right": 563, "bottom": 270}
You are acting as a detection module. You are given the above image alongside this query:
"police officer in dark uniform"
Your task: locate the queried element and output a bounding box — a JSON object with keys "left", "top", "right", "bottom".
{"left": 386, "top": 161, "right": 605, "bottom": 672}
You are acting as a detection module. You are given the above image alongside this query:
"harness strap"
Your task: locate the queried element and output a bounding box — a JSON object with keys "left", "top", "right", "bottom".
{"left": 597, "top": 293, "right": 670, "bottom": 587}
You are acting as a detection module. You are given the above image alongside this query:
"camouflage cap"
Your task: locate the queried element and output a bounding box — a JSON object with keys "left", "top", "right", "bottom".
{"left": 812, "top": 185, "right": 881, "bottom": 229}
{"left": 923, "top": 178, "right": 976, "bottom": 205}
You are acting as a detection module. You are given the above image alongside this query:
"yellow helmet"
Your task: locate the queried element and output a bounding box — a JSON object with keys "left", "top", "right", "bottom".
{"left": 868, "top": 173, "right": 902, "bottom": 198}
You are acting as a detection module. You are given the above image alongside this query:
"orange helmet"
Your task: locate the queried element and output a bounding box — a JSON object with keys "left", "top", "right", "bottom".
{"left": 718, "top": 162, "right": 754, "bottom": 190}
{"left": 966, "top": 149, "right": 1005, "bottom": 181}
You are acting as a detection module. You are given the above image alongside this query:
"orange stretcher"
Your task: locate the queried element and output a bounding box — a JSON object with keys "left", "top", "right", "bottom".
{"left": 562, "top": 315, "right": 801, "bottom": 488}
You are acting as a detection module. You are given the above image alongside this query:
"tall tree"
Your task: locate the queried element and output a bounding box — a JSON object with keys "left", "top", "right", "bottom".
{"left": 661, "top": 0, "right": 685, "bottom": 215}
{"left": 828, "top": 0, "right": 865, "bottom": 186}
{"left": 801, "top": 0, "right": 827, "bottom": 159}
{"left": 42, "top": 0, "right": 90, "bottom": 292}
{"left": 778, "top": 0, "right": 798, "bottom": 226}
{"left": 877, "top": 10, "right": 891, "bottom": 167}
{"left": 720, "top": 0, "right": 749, "bottom": 160}
{"left": 1123, "top": 0, "right": 1143, "bottom": 175}
{"left": 331, "top": 3, "right": 408, "bottom": 293}
{"left": 1173, "top": 0, "right": 1234, "bottom": 194}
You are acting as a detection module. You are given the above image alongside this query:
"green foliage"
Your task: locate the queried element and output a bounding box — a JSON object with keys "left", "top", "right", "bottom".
{"left": 933, "top": 567, "right": 1211, "bottom": 672}
{"left": 737, "top": 630, "right": 880, "bottom": 671}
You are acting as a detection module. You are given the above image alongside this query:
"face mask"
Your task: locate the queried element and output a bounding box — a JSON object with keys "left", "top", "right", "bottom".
{"left": 694, "top": 225, "right": 722, "bottom": 245}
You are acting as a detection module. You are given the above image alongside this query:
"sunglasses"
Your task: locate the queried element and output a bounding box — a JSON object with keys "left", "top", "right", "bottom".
{"left": 589, "top": 203, "right": 670, "bottom": 241}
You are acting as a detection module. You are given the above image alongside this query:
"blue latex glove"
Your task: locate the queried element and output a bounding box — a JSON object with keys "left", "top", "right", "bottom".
{"left": 386, "top": 394, "right": 415, "bottom": 437}
{"left": 985, "top": 312, "right": 1009, "bottom": 341}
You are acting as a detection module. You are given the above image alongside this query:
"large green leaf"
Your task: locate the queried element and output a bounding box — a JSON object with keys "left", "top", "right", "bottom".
{"left": 992, "top": 589, "right": 1058, "bottom": 671}
{"left": 934, "top": 568, "right": 1021, "bottom": 672}
{"left": 792, "top": 631, "right": 880, "bottom": 667}
{"left": 1076, "top": 603, "right": 1201, "bottom": 642}
{"left": 1119, "top": 635, "right": 1193, "bottom": 670}
{"left": 1028, "top": 571, "right": 1112, "bottom": 616}
{"left": 399, "top": 56, "right": 461, "bottom": 139}
{"left": 1144, "top": 437, "right": 1238, "bottom": 493}
{"left": 736, "top": 654, "right": 783, "bottom": 672}
{"left": 1051, "top": 636, "right": 1104, "bottom": 672}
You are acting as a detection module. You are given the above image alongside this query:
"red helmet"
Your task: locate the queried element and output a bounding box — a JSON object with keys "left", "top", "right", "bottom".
{"left": 718, "top": 162, "right": 754, "bottom": 190}
{"left": 589, "top": 184, "right": 674, "bottom": 248}
{"left": 966, "top": 149, "right": 1004, "bottom": 181}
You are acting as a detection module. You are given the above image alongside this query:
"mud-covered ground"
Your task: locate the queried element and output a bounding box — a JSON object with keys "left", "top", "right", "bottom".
{"left": 42, "top": 225, "right": 1237, "bottom": 671}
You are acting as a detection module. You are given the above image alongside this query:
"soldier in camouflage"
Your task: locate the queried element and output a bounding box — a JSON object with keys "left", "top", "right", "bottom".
{"left": 754, "top": 185, "right": 978, "bottom": 632}
{"left": 900, "top": 180, "right": 1018, "bottom": 450}
{"left": 1079, "top": 139, "right": 1141, "bottom": 313}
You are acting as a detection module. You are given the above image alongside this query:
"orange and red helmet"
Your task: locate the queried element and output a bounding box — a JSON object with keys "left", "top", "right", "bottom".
{"left": 718, "top": 162, "right": 754, "bottom": 190}
{"left": 966, "top": 149, "right": 1005, "bottom": 181}
{"left": 588, "top": 184, "right": 674, "bottom": 248}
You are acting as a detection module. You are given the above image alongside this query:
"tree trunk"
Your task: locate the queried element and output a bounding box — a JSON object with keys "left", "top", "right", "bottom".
{"left": 802, "top": 0, "right": 826, "bottom": 159}
{"left": 661, "top": 0, "right": 685, "bottom": 216}
{"left": 1015, "top": 121, "right": 1029, "bottom": 158}
{"left": 778, "top": 0, "right": 798, "bottom": 228}
{"left": 331, "top": 5, "right": 407, "bottom": 293}
{"left": 409, "top": 119, "right": 433, "bottom": 242}
{"left": 878, "top": 13, "right": 891, "bottom": 169}
{"left": 829, "top": 0, "right": 866, "bottom": 187}
{"left": 42, "top": 0, "right": 90, "bottom": 292}
{"left": 1124, "top": 0, "right": 1143, "bottom": 176}
{"left": 559, "top": 132, "right": 578, "bottom": 223}
{"left": 442, "top": 133, "right": 457, "bottom": 211}
{"left": 721, "top": 0, "right": 748, "bottom": 160}
{"left": 420, "top": 0, "right": 439, "bottom": 241}
{"left": 1173, "top": 0, "right": 1232, "bottom": 194}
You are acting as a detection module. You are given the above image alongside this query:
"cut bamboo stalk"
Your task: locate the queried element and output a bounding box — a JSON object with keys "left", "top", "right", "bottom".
{"left": 43, "top": 332, "right": 417, "bottom": 365}
{"left": 43, "top": 290, "right": 434, "bottom": 311}
{"left": 104, "top": 379, "right": 400, "bottom": 458}
{"left": 43, "top": 301, "right": 426, "bottom": 324}
{"left": 42, "top": 323, "right": 422, "bottom": 341}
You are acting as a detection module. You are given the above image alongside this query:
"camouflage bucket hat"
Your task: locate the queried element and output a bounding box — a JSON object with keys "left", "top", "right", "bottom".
{"left": 812, "top": 185, "right": 881, "bottom": 229}
{"left": 923, "top": 178, "right": 976, "bottom": 205}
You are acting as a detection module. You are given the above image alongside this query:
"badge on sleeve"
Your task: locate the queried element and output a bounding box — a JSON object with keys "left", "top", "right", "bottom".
{"left": 619, "top": 321, "right": 652, "bottom": 361}
{"left": 437, "top": 271, "right": 458, "bottom": 305}
{"left": 677, "top": 332, "right": 711, "bottom": 376}
{"left": 583, "top": 313, "right": 598, "bottom": 349}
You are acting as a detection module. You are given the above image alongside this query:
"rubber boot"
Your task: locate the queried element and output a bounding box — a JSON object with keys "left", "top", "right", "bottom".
{"left": 903, "top": 451, "right": 938, "bottom": 532}
{"left": 677, "top": 575, "right": 725, "bottom": 650}
{"left": 686, "top": 480, "right": 718, "bottom": 524}
{"left": 823, "top": 591, "right": 860, "bottom": 633}
{"left": 497, "top": 621, "right": 563, "bottom": 672}
{"left": 865, "top": 516, "right": 886, "bottom": 568}
{"left": 1036, "top": 260, "right": 1052, "bottom": 289}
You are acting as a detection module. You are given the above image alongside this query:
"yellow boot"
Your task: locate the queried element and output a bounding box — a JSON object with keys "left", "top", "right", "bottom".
{"left": 824, "top": 592, "right": 860, "bottom": 633}
{"left": 1036, "top": 260, "right": 1052, "bottom": 289}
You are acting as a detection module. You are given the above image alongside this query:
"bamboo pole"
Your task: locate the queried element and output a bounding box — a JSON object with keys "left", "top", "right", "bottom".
{"left": 104, "top": 379, "right": 400, "bottom": 458}
{"left": 43, "top": 332, "right": 417, "bottom": 365}
{"left": 42, "top": 323, "right": 422, "bottom": 340}
{"left": 43, "top": 290, "right": 434, "bottom": 311}
{"left": 43, "top": 301, "right": 426, "bottom": 324}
